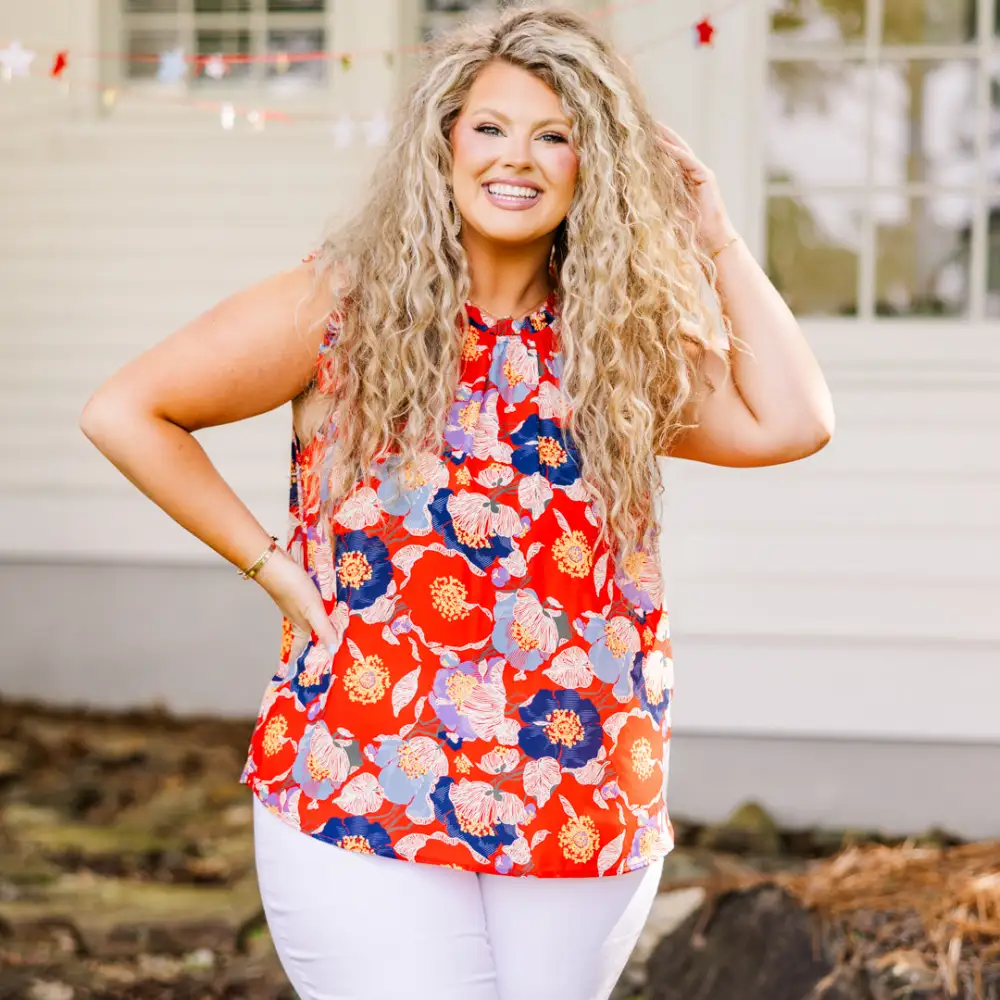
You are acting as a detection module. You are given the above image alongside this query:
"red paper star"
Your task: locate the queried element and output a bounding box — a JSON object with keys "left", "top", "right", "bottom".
{"left": 51, "top": 50, "right": 68, "bottom": 78}
{"left": 694, "top": 17, "right": 715, "bottom": 46}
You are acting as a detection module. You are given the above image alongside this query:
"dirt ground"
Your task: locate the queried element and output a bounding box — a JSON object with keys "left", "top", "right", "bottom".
{"left": 0, "top": 697, "right": 977, "bottom": 1000}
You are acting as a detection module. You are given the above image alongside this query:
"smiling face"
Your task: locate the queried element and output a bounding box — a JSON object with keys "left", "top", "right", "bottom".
{"left": 450, "top": 60, "right": 578, "bottom": 249}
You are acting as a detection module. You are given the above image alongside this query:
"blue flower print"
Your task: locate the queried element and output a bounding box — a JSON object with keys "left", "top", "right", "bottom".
{"left": 444, "top": 387, "right": 486, "bottom": 457}
{"left": 510, "top": 415, "right": 580, "bottom": 487}
{"left": 429, "top": 659, "right": 482, "bottom": 741}
{"left": 374, "top": 736, "right": 446, "bottom": 823}
{"left": 617, "top": 558, "right": 658, "bottom": 615}
{"left": 630, "top": 650, "right": 671, "bottom": 725}
{"left": 584, "top": 613, "right": 640, "bottom": 700}
{"left": 335, "top": 530, "right": 392, "bottom": 610}
{"left": 629, "top": 811, "right": 672, "bottom": 869}
{"left": 371, "top": 455, "right": 438, "bottom": 535}
{"left": 487, "top": 338, "right": 539, "bottom": 407}
{"left": 318, "top": 815, "right": 398, "bottom": 859}
{"left": 288, "top": 441, "right": 300, "bottom": 510}
{"left": 428, "top": 488, "right": 515, "bottom": 570}
{"left": 492, "top": 589, "right": 564, "bottom": 674}
{"left": 518, "top": 689, "right": 604, "bottom": 769}
{"left": 287, "top": 640, "right": 333, "bottom": 707}
{"left": 494, "top": 853, "right": 514, "bottom": 875}
{"left": 291, "top": 721, "right": 353, "bottom": 800}
{"left": 431, "top": 777, "right": 518, "bottom": 858}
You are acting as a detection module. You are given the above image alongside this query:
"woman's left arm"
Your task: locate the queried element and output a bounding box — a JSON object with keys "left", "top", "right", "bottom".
{"left": 657, "top": 124, "right": 836, "bottom": 467}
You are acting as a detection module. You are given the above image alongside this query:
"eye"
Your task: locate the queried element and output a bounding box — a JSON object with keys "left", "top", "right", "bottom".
{"left": 540, "top": 132, "right": 569, "bottom": 144}
{"left": 474, "top": 124, "right": 502, "bottom": 136}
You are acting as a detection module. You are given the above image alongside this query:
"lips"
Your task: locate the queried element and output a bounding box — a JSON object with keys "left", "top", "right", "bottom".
{"left": 482, "top": 180, "right": 542, "bottom": 212}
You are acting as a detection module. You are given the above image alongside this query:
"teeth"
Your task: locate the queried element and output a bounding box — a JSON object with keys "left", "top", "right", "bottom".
{"left": 487, "top": 183, "right": 539, "bottom": 199}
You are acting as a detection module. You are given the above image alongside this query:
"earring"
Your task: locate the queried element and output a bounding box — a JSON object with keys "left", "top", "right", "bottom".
{"left": 449, "top": 198, "right": 462, "bottom": 238}
{"left": 548, "top": 242, "right": 558, "bottom": 279}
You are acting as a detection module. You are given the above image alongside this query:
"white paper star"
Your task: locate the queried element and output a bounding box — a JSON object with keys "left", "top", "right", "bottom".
{"left": 157, "top": 47, "right": 187, "bottom": 84}
{"left": 0, "top": 41, "right": 37, "bottom": 81}
{"left": 332, "top": 113, "right": 355, "bottom": 149}
{"left": 361, "top": 109, "right": 390, "bottom": 148}
{"left": 203, "top": 53, "right": 227, "bottom": 80}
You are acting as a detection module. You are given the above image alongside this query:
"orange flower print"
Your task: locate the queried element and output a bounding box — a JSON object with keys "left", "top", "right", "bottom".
{"left": 402, "top": 548, "right": 492, "bottom": 647}
{"left": 611, "top": 715, "right": 663, "bottom": 810}
{"left": 250, "top": 696, "right": 301, "bottom": 782}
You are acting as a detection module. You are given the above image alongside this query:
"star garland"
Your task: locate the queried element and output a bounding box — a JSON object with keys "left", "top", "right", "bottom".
{"left": 0, "top": 0, "right": 729, "bottom": 139}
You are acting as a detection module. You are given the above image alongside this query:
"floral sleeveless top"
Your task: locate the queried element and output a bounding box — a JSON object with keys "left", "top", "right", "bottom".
{"left": 240, "top": 282, "right": 676, "bottom": 878}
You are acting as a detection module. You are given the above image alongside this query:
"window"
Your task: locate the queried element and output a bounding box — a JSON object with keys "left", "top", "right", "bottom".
{"left": 421, "top": 0, "right": 500, "bottom": 41}
{"left": 118, "top": 0, "right": 329, "bottom": 92}
{"left": 765, "top": 0, "right": 1000, "bottom": 318}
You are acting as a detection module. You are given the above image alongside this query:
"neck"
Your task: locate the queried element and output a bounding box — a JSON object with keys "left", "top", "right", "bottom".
{"left": 462, "top": 227, "right": 555, "bottom": 320}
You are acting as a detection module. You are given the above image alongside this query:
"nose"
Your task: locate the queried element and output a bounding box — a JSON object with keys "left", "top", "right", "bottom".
{"left": 501, "top": 131, "right": 534, "bottom": 171}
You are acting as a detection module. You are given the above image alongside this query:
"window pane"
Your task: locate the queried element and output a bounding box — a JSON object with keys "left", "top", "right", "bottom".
{"left": 767, "top": 194, "right": 861, "bottom": 316}
{"left": 125, "top": 28, "right": 181, "bottom": 79}
{"left": 883, "top": 0, "right": 976, "bottom": 45}
{"left": 873, "top": 60, "right": 977, "bottom": 188}
{"left": 874, "top": 193, "right": 972, "bottom": 316}
{"left": 768, "top": 0, "right": 864, "bottom": 44}
{"left": 125, "top": 0, "right": 180, "bottom": 11}
{"left": 425, "top": 0, "right": 494, "bottom": 10}
{"left": 268, "top": 0, "right": 325, "bottom": 10}
{"left": 992, "top": 57, "right": 1000, "bottom": 187}
{"left": 266, "top": 28, "right": 326, "bottom": 87}
{"left": 987, "top": 193, "right": 1000, "bottom": 318}
{"left": 195, "top": 0, "right": 251, "bottom": 12}
{"left": 767, "top": 61, "right": 869, "bottom": 185}
{"left": 422, "top": 1, "right": 498, "bottom": 40}
{"left": 196, "top": 29, "right": 252, "bottom": 82}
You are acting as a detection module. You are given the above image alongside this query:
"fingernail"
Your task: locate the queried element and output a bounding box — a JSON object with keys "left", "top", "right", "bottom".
{"left": 327, "top": 643, "right": 337, "bottom": 655}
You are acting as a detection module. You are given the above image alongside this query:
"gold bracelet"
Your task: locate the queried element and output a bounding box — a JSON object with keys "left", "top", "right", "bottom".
{"left": 710, "top": 234, "right": 740, "bottom": 259}
{"left": 238, "top": 536, "right": 279, "bottom": 581}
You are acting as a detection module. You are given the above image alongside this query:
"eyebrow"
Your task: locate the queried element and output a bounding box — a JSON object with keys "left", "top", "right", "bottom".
{"left": 470, "top": 107, "right": 570, "bottom": 129}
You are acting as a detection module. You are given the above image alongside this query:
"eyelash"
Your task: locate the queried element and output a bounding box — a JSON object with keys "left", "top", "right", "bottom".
{"left": 474, "top": 124, "right": 568, "bottom": 144}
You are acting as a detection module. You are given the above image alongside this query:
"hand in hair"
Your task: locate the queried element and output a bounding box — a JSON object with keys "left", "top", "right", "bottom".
{"left": 654, "top": 123, "right": 736, "bottom": 254}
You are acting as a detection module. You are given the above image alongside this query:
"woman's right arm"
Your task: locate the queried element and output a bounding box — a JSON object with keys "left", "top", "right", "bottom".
{"left": 79, "top": 261, "right": 341, "bottom": 647}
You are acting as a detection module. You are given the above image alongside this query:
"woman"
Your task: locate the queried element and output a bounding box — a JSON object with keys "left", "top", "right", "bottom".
{"left": 80, "top": 5, "right": 833, "bottom": 999}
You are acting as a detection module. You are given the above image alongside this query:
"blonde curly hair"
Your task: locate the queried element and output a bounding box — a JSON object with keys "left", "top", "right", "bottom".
{"left": 303, "top": 1, "right": 731, "bottom": 572}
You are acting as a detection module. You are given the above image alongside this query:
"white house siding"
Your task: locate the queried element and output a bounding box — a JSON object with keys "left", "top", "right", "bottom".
{"left": 1, "top": 0, "right": 998, "bottom": 838}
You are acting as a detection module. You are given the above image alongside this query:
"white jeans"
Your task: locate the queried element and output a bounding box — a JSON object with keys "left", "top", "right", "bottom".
{"left": 252, "top": 796, "right": 663, "bottom": 1000}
